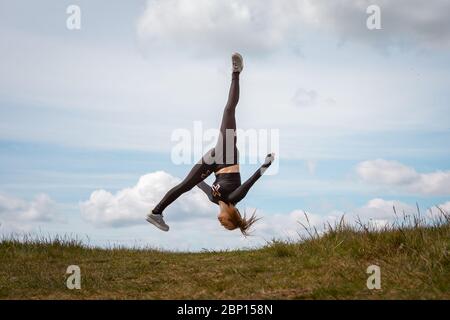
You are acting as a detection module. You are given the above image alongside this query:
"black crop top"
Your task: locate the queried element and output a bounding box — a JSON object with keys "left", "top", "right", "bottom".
{"left": 211, "top": 172, "right": 241, "bottom": 204}
{"left": 196, "top": 161, "right": 271, "bottom": 205}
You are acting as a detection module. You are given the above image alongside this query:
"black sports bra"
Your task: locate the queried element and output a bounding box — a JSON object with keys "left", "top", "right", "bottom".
{"left": 196, "top": 160, "right": 270, "bottom": 205}
{"left": 211, "top": 172, "right": 241, "bottom": 204}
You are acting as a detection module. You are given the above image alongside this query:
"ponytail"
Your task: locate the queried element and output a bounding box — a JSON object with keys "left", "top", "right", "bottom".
{"left": 236, "top": 208, "right": 260, "bottom": 236}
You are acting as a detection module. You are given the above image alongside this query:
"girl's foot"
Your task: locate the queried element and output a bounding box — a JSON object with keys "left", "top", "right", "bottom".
{"left": 146, "top": 212, "right": 169, "bottom": 231}
{"left": 232, "top": 52, "right": 243, "bottom": 73}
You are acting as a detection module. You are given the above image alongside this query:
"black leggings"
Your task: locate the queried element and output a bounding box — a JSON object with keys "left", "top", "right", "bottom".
{"left": 152, "top": 72, "right": 240, "bottom": 214}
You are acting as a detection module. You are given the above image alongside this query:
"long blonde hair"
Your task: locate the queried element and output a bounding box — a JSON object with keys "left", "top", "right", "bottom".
{"left": 218, "top": 201, "right": 260, "bottom": 236}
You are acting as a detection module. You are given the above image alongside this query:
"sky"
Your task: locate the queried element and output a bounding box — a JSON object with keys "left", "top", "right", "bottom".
{"left": 0, "top": 0, "right": 449, "bottom": 251}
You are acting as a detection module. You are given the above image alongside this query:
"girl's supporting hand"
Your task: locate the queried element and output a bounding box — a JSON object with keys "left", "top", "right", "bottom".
{"left": 263, "top": 152, "right": 275, "bottom": 167}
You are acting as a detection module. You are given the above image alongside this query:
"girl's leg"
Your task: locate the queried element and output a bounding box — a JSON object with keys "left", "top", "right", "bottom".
{"left": 216, "top": 72, "right": 240, "bottom": 167}
{"left": 221, "top": 72, "right": 239, "bottom": 132}
{"left": 152, "top": 150, "right": 215, "bottom": 214}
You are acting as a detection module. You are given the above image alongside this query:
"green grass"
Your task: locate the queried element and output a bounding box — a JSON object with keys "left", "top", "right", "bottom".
{"left": 0, "top": 209, "right": 449, "bottom": 299}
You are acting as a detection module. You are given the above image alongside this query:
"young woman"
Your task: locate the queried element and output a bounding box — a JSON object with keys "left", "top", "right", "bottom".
{"left": 146, "top": 53, "right": 275, "bottom": 235}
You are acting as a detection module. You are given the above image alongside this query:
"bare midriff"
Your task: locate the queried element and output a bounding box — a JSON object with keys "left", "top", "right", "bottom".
{"left": 215, "top": 164, "right": 240, "bottom": 175}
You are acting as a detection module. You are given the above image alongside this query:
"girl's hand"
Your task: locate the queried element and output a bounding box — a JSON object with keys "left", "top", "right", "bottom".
{"left": 263, "top": 152, "right": 275, "bottom": 167}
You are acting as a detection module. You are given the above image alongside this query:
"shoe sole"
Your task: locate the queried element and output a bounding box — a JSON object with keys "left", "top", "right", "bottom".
{"left": 232, "top": 53, "right": 243, "bottom": 72}
{"left": 146, "top": 217, "right": 169, "bottom": 232}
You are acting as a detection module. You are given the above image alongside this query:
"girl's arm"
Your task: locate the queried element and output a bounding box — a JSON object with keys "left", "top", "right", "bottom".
{"left": 228, "top": 153, "right": 275, "bottom": 204}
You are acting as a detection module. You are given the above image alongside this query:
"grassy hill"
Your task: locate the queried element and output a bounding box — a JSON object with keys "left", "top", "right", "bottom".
{"left": 1, "top": 211, "right": 449, "bottom": 299}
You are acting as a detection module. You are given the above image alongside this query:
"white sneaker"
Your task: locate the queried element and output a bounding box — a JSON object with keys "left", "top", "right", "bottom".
{"left": 146, "top": 212, "right": 169, "bottom": 232}
{"left": 232, "top": 52, "right": 243, "bottom": 73}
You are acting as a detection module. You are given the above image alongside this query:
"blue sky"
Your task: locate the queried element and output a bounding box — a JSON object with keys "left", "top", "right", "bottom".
{"left": 1, "top": 0, "right": 449, "bottom": 250}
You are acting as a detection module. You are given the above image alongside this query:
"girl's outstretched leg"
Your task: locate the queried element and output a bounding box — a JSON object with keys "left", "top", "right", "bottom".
{"left": 216, "top": 53, "right": 243, "bottom": 167}
{"left": 147, "top": 150, "right": 215, "bottom": 231}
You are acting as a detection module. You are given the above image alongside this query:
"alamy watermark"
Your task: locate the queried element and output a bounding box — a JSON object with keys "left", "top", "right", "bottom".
{"left": 66, "top": 5, "right": 81, "bottom": 30}
{"left": 366, "top": 4, "right": 382, "bottom": 30}
{"left": 171, "top": 121, "right": 279, "bottom": 175}
{"left": 66, "top": 265, "right": 81, "bottom": 290}
{"left": 366, "top": 265, "right": 381, "bottom": 290}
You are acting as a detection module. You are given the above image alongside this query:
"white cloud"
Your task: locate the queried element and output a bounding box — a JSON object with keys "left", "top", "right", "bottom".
{"left": 254, "top": 209, "right": 326, "bottom": 239}
{"left": 282, "top": 198, "right": 447, "bottom": 233}
{"left": 307, "top": 0, "right": 450, "bottom": 50}
{"left": 137, "top": 0, "right": 299, "bottom": 55}
{"left": 437, "top": 201, "right": 450, "bottom": 212}
{"left": 80, "top": 171, "right": 215, "bottom": 227}
{"left": 0, "top": 193, "right": 62, "bottom": 233}
{"left": 351, "top": 198, "right": 414, "bottom": 221}
{"left": 137, "top": 0, "right": 450, "bottom": 56}
{"left": 357, "top": 159, "right": 418, "bottom": 185}
{"left": 356, "top": 159, "right": 450, "bottom": 195}
{"left": 0, "top": 193, "right": 59, "bottom": 222}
